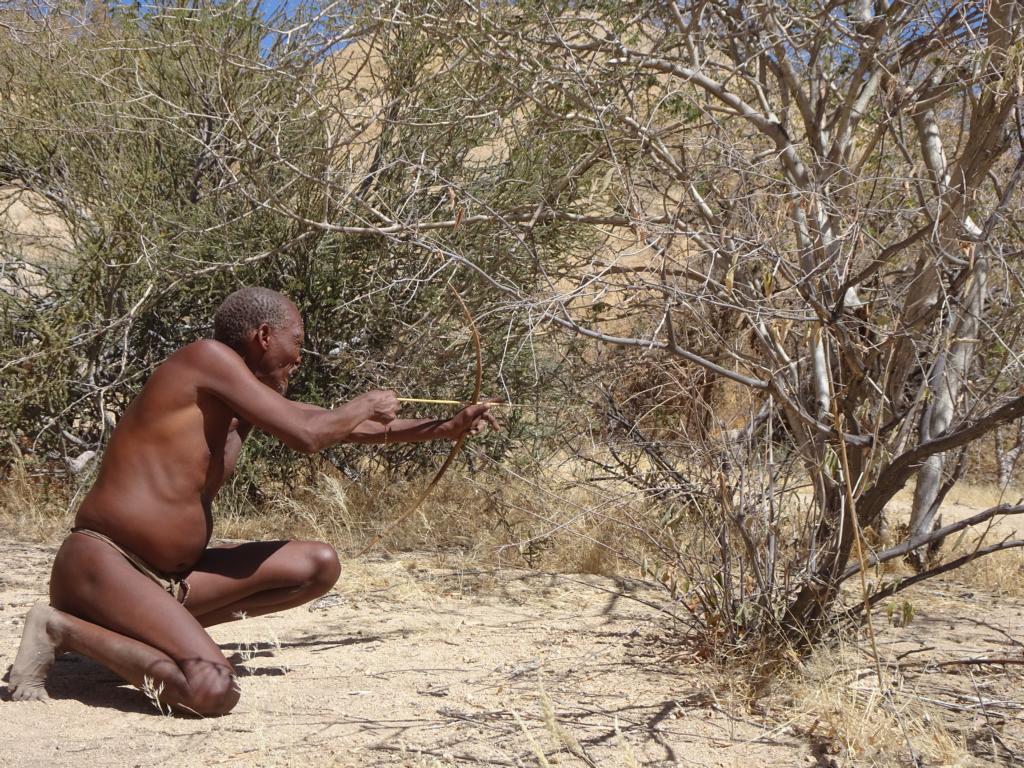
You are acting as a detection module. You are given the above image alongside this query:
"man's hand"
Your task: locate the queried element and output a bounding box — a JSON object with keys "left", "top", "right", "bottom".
{"left": 352, "top": 389, "right": 401, "bottom": 425}
{"left": 444, "top": 398, "right": 502, "bottom": 440}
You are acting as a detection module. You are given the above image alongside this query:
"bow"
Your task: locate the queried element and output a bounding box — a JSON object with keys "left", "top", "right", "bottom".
{"left": 356, "top": 284, "right": 482, "bottom": 557}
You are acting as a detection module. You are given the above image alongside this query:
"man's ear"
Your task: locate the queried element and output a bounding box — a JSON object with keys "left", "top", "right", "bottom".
{"left": 256, "top": 322, "right": 273, "bottom": 351}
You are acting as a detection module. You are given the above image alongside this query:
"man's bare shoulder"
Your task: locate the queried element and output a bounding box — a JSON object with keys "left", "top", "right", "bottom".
{"left": 142, "top": 340, "right": 250, "bottom": 397}
{"left": 177, "top": 338, "right": 236, "bottom": 360}
{"left": 168, "top": 339, "right": 277, "bottom": 412}
{"left": 166, "top": 339, "right": 244, "bottom": 373}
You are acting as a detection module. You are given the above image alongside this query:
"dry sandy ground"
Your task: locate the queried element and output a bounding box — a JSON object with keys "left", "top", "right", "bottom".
{"left": 1, "top": 536, "right": 1023, "bottom": 767}
{"left": 0, "top": 539, "right": 801, "bottom": 768}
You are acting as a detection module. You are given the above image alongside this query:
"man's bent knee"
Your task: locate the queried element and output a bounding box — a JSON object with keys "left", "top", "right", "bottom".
{"left": 306, "top": 542, "right": 341, "bottom": 593}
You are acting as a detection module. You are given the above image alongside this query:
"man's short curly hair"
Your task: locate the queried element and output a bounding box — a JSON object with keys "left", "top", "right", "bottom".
{"left": 213, "top": 287, "right": 293, "bottom": 353}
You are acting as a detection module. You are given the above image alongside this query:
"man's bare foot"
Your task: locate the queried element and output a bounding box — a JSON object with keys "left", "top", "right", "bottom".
{"left": 8, "top": 603, "right": 63, "bottom": 702}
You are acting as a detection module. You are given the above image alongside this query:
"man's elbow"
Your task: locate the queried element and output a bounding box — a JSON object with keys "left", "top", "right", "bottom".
{"left": 289, "top": 427, "right": 324, "bottom": 454}
{"left": 288, "top": 414, "right": 358, "bottom": 453}
{"left": 291, "top": 427, "right": 355, "bottom": 454}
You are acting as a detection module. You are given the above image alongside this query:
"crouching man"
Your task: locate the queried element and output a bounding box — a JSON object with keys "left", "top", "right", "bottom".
{"left": 7, "top": 287, "right": 496, "bottom": 714}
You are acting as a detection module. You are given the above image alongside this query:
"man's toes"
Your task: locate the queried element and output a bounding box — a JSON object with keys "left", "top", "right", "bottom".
{"left": 11, "top": 682, "right": 49, "bottom": 702}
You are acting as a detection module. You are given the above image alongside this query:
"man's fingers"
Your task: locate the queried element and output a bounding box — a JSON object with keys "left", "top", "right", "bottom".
{"left": 465, "top": 410, "right": 501, "bottom": 438}
{"left": 450, "top": 399, "right": 503, "bottom": 439}
{"left": 386, "top": 391, "right": 401, "bottom": 416}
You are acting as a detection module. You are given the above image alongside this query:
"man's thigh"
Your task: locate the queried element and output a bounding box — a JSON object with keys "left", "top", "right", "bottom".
{"left": 183, "top": 540, "right": 331, "bottom": 618}
{"left": 50, "top": 533, "right": 226, "bottom": 665}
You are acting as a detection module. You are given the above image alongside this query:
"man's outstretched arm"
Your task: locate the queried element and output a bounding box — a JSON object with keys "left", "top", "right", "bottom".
{"left": 283, "top": 401, "right": 450, "bottom": 443}
{"left": 293, "top": 397, "right": 499, "bottom": 445}
{"left": 345, "top": 402, "right": 498, "bottom": 444}
{"left": 345, "top": 417, "right": 451, "bottom": 444}
{"left": 195, "top": 340, "right": 393, "bottom": 452}
{"left": 196, "top": 341, "right": 497, "bottom": 452}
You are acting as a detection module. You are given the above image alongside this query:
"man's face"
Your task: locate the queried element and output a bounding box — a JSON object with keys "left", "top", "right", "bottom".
{"left": 256, "top": 304, "right": 304, "bottom": 395}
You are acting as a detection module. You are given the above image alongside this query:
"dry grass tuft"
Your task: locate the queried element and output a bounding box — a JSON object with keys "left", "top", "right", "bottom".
{"left": 881, "top": 482, "right": 1024, "bottom": 596}
{"left": 0, "top": 459, "right": 78, "bottom": 543}
{"left": 614, "top": 717, "right": 644, "bottom": 768}
{"left": 140, "top": 674, "right": 173, "bottom": 717}
{"left": 955, "top": 547, "right": 1024, "bottom": 596}
{"left": 512, "top": 707, "right": 553, "bottom": 768}
{"left": 774, "top": 643, "right": 974, "bottom": 767}
{"left": 211, "top": 459, "right": 646, "bottom": 577}
{"left": 216, "top": 469, "right": 361, "bottom": 546}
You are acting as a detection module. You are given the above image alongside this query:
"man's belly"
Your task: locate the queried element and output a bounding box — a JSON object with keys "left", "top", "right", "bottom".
{"left": 74, "top": 487, "right": 213, "bottom": 574}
